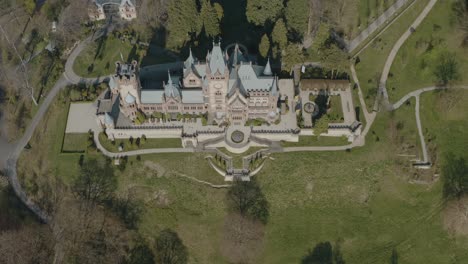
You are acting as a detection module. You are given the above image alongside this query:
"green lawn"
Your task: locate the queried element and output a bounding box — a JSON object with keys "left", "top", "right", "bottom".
{"left": 62, "top": 133, "right": 89, "bottom": 152}
{"left": 386, "top": 0, "right": 468, "bottom": 102}
{"left": 98, "top": 133, "right": 182, "bottom": 152}
{"left": 357, "top": 0, "right": 398, "bottom": 29}
{"left": 73, "top": 35, "right": 176, "bottom": 78}
{"left": 355, "top": 0, "right": 431, "bottom": 111}
{"left": 281, "top": 136, "right": 349, "bottom": 147}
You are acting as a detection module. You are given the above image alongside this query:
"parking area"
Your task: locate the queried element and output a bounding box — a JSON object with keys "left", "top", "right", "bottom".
{"left": 66, "top": 103, "right": 100, "bottom": 133}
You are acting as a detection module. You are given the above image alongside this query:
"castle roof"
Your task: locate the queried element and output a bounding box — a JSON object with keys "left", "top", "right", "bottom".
{"left": 237, "top": 63, "right": 276, "bottom": 93}
{"left": 109, "top": 76, "right": 117, "bottom": 90}
{"left": 104, "top": 112, "right": 114, "bottom": 125}
{"left": 209, "top": 42, "right": 226, "bottom": 75}
{"left": 181, "top": 89, "right": 204, "bottom": 104}
{"left": 125, "top": 93, "right": 136, "bottom": 104}
{"left": 141, "top": 90, "right": 164, "bottom": 104}
{"left": 164, "top": 71, "right": 181, "bottom": 98}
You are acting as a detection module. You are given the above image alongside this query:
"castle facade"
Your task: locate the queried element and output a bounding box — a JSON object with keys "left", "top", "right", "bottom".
{"left": 88, "top": 0, "right": 137, "bottom": 21}
{"left": 104, "top": 42, "right": 280, "bottom": 127}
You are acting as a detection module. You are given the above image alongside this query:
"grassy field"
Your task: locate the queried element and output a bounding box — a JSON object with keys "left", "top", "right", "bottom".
{"left": 386, "top": 0, "right": 468, "bottom": 102}
{"left": 355, "top": 0, "right": 431, "bottom": 111}
{"left": 73, "top": 36, "right": 176, "bottom": 78}
{"left": 62, "top": 133, "right": 89, "bottom": 152}
{"left": 98, "top": 133, "right": 182, "bottom": 152}
{"left": 357, "top": 0, "right": 398, "bottom": 29}
{"left": 420, "top": 89, "right": 468, "bottom": 162}
{"left": 16, "top": 87, "right": 468, "bottom": 263}
{"left": 281, "top": 136, "right": 349, "bottom": 147}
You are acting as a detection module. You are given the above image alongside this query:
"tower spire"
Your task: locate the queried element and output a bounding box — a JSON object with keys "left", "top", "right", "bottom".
{"left": 168, "top": 70, "right": 172, "bottom": 85}
{"left": 263, "top": 57, "right": 272, "bottom": 75}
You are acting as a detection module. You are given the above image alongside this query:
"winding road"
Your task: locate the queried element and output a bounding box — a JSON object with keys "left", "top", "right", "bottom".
{"left": 1, "top": 26, "right": 112, "bottom": 223}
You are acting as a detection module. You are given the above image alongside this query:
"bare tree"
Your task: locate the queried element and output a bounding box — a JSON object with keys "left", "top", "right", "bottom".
{"left": 0, "top": 225, "right": 54, "bottom": 264}
{"left": 221, "top": 213, "right": 265, "bottom": 264}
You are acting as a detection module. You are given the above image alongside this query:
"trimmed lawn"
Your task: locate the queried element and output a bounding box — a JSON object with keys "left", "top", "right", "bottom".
{"left": 98, "top": 133, "right": 181, "bottom": 152}
{"left": 281, "top": 136, "right": 349, "bottom": 147}
{"left": 355, "top": 0, "right": 431, "bottom": 112}
{"left": 62, "top": 133, "right": 89, "bottom": 152}
{"left": 386, "top": 0, "right": 468, "bottom": 102}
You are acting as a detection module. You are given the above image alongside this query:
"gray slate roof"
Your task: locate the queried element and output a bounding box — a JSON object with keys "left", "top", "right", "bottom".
{"left": 181, "top": 89, "right": 204, "bottom": 104}
{"left": 141, "top": 90, "right": 164, "bottom": 104}
{"left": 209, "top": 43, "right": 226, "bottom": 75}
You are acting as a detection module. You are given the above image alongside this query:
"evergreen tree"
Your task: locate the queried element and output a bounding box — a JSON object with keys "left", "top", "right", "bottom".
{"left": 213, "top": 2, "right": 224, "bottom": 20}
{"left": 199, "top": 0, "right": 221, "bottom": 38}
{"left": 282, "top": 44, "right": 304, "bottom": 71}
{"left": 285, "top": 0, "right": 309, "bottom": 39}
{"left": 314, "top": 115, "right": 329, "bottom": 139}
{"left": 320, "top": 44, "right": 348, "bottom": 79}
{"left": 167, "top": 0, "right": 200, "bottom": 50}
{"left": 312, "top": 23, "right": 331, "bottom": 54}
{"left": 246, "top": 0, "right": 283, "bottom": 26}
{"left": 259, "top": 34, "right": 270, "bottom": 58}
{"left": 272, "top": 18, "right": 288, "bottom": 50}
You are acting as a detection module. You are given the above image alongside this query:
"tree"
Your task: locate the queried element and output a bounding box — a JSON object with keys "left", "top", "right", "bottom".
{"left": 390, "top": 248, "right": 398, "bottom": 264}
{"left": 272, "top": 18, "right": 288, "bottom": 50}
{"left": 302, "top": 242, "right": 333, "bottom": 264}
{"left": 72, "top": 159, "right": 117, "bottom": 208}
{"left": 434, "top": 51, "right": 459, "bottom": 85}
{"left": 23, "top": 0, "right": 36, "bottom": 15}
{"left": 442, "top": 153, "right": 468, "bottom": 199}
{"left": 226, "top": 179, "right": 269, "bottom": 224}
{"left": 312, "top": 23, "right": 331, "bottom": 54}
{"left": 199, "top": 0, "right": 221, "bottom": 37}
{"left": 301, "top": 241, "right": 346, "bottom": 264}
{"left": 452, "top": 0, "right": 468, "bottom": 45}
{"left": 0, "top": 225, "right": 54, "bottom": 264}
{"left": 221, "top": 213, "right": 265, "bottom": 264}
{"left": 128, "top": 241, "right": 155, "bottom": 264}
{"left": 285, "top": 0, "right": 309, "bottom": 39}
{"left": 319, "top": 44, "right": 348, "bottom": 79}
{"left": 314, "top": 115, "right": 329, "bottom": 138}
{"left": 167, "top": 0, "right": 200, "bottom": 49}
{"left": 246, "top": 0, "right": 283, "bottom": 26}
{"left": 155, "top": 229, "right": 188, "bottom": 264}
{"left": 282, "top": 44, "right": 304, "bottom": 71}
{"left": 259, "top": 34, "right": 270, "bottom": 58}
{"left": 213, "top": 2, "right": 224, "bottom": 20}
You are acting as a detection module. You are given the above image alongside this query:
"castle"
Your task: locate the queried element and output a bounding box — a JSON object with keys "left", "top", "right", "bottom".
{"left": 101, "top": 42, "right": 280, "bottom": 127}
{"left": 88, "top": 0, "right": 137, "bottom": 21}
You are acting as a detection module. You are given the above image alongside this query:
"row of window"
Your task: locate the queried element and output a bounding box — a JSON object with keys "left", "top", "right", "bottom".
{"left": 142, "top": 105, "right": 204, "bottom": 111}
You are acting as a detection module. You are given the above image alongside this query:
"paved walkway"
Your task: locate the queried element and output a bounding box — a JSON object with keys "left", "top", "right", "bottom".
{"left": 93, "top": 131, "right": 193, "bottom": 158}
{"left": 376, "top": 0, "right": 439, "bottom": 110}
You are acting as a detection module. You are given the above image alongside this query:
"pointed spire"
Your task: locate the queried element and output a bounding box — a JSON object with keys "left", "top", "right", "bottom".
{"left": 264, "top": 57, "right": 272, "bottom": 76}
{"left": 167, "top": 70, "right": 173, "bottom": 85}
{"left": 185, "top": 47, "right": 195, "bottom": 70}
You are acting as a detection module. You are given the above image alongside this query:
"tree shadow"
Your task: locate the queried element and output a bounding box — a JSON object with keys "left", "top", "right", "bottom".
{"left": 301, "top": 242, "right": 333, "bottom": 264}
{"left": 301, "top": 241, "right": 345, "bottom": 264}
